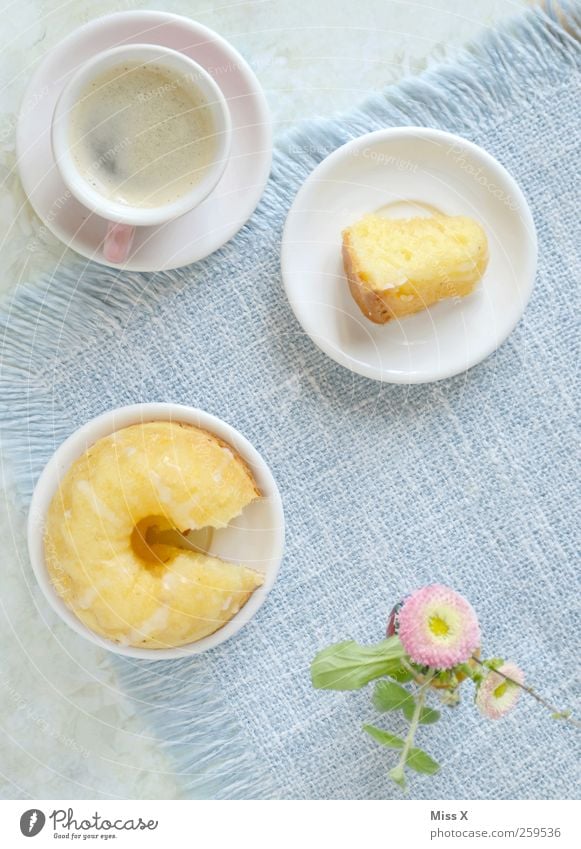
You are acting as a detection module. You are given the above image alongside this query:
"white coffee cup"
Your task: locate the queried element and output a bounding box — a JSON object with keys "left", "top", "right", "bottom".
{"left": 52, "top": 44, "right": 232, "bottom": 263}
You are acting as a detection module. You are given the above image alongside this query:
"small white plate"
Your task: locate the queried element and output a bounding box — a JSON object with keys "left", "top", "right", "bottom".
{"left": 17, "top": 11, "right": 272, "bottom": 272}
{"left": 27, "top": 404, "right": 285, "bottom": 660}
{"left": 281, "top": 127, "right": 537, "bottom": 383}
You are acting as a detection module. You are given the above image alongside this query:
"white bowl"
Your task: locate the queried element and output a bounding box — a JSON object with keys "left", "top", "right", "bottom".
{"left": 27, "top": 403, "right": 285, "bottom": 660}
{"left": 281, "top": 127, "right": 537, "bottom": 383}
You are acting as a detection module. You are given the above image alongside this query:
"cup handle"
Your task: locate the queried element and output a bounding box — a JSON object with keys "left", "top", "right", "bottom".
{"left": 104, "top": 222, "right": 135, "bottom": 264}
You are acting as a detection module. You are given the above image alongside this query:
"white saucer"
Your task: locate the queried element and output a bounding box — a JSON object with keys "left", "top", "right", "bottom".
{"left": 281, "top": 127, "right": 537, "bottom": 383}
{"left": 17, "top": 12, "right": 272, "bottom": 272}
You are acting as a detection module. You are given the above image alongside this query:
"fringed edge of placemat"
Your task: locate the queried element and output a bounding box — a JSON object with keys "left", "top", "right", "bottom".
{"left": 0, "top": 0, "right": 579, "bottom": 800}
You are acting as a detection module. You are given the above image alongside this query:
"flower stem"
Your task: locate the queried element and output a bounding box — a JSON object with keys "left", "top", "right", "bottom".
{"left": 471, "top": 657, "right": 581, "bottom": 729}
{"left": 394, "top": 669, "right": 435, "bottom": 777}
{"left": 401, "top": 658, "right": 425, "bottom": 685}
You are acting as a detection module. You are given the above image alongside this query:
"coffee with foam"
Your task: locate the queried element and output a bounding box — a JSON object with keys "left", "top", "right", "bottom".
{"left": 69, "top": 62, "right": 218, "bottom": 208}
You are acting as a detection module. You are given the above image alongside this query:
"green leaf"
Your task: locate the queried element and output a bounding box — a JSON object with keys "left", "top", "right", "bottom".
{"left": 386, "top": 666, "right": 414, "bottom": 683}
{"left": 401, "top": 700, "right": 440, "bottom": 724}
{"left": 310, "top": 637, "right": 405, "bottom": 690}
{"left": 418, "top": 706, "right": 441, "bottom": 724}
{"left": 406, "top": 747, "right": 440, "bottom": 775}
{"left": 373, "top": 680, "right": 415, "bottom": 713}
{"left": 362, "top": 725, "right": 405, "bottom": 749}
{"left": 388, "top": 766, "right": 407, "bottom": 791}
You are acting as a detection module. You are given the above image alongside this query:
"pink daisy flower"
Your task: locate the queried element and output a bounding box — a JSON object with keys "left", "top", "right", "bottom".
{"left": 476, "top": 662, "right": 524, "bottom": 720}
{"left": 397, "top": 584, "right": 481, "bottom": 669}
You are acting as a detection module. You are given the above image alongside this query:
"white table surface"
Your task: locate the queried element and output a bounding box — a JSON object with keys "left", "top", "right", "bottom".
{"left": 0, "top": 0, "right": 526, "bottom": 800}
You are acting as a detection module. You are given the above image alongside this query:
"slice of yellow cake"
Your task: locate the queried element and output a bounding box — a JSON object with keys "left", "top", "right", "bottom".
{"left": 342, "top": 214, "right": 488, "bottom": 324}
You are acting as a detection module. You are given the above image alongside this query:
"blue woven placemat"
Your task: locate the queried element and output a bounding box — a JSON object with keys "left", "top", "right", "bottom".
{"left": 1, "top": 2, "right": 580, "bottom": 799}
